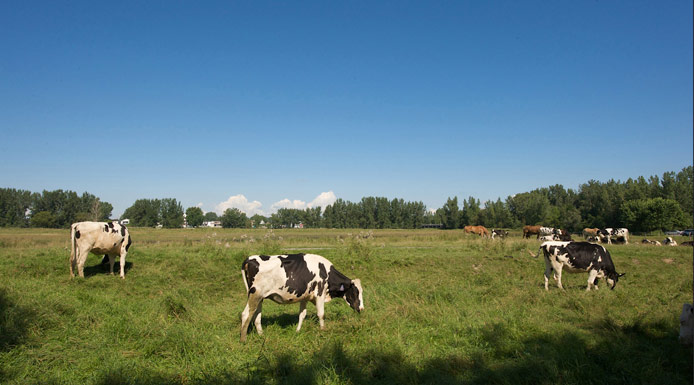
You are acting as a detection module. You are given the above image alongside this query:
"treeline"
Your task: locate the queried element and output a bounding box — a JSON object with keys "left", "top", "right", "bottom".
{"left": 0, "top": 167, "right": 691, "bottom": 232}
{"left": 435, "top": 166, "right": 693, "bottom": 232}
{"left": 0, "top": 189, "right": 112, "bottom": 228}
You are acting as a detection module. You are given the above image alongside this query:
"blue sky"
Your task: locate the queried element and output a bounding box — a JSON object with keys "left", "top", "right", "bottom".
{"left": 1, "top": 1, "right": 692, "bottom": 218}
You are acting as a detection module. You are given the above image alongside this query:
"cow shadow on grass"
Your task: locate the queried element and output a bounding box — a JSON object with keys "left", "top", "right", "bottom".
{"left": 80, "top": 317, "right": 692, "bottom": 385}
{"left": 82, "top": 260, "right": 133, "bottom": 277}
{"left": 0, "top": 288, "right": 34, "bottom": 353}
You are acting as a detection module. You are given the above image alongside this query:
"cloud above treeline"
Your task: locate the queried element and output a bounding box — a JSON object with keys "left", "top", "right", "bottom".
{"left": 214, "top": 191, "right": 337, "bottom": 217}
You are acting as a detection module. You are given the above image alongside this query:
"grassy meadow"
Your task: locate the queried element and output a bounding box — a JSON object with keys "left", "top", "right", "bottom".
{"left": 0, "top": 227, "right": 692, "bottom": 384}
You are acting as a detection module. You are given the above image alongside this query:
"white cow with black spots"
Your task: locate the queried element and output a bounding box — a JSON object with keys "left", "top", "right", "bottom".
{"left": 70, "top": 221, "right": 132, "bottom": 279}
{"left": 240, "top": 253, "right": 364, "bottom": 342}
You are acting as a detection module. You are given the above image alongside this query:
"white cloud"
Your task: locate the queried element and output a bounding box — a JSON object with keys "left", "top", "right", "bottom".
{"left": 308, "top": 191, "right": 337, "bottom": 210}
{"left": 215, "top": 194, "right": 264, "bottom": 216}
{"left": 214, "top": 191, "right": 338, "bottom": 217}
{"left": 271, "top": 198, "right": 308, "bottom": 211}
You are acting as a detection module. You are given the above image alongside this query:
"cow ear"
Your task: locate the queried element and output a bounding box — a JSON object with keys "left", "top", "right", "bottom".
{"left": 618, "top": 273, "right": 626, "bottom": 277}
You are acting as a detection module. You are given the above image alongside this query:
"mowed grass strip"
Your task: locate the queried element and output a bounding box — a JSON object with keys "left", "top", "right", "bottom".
{"left": 0, "top": 228, "right": 691, "bottom": 384}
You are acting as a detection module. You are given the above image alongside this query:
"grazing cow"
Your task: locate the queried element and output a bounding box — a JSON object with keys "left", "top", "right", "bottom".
{"left": 491, "top": 229, "right": 508, "bottom": 239}
{"left": 641, "top": 239, "right": 662, "bottom": 246}
{"left": 582, "top": 228, "right": 600, "bottom": 240}
{"left": 70, "top": 221, "right": 132, "bottom": 279}
{"left": 539, "top": 227, "right": 558, "bottom": 237}
{"left": 556, "top": 233, "right": 573, "bottom": 241}
{"left": 664, "top": 237, "right": 678, "bottom": 246}
{"left": 539, "top": 235, "right": 556, "bottom": 241}
{"left": 599, "top": 228, "right": 629, "bottom": 244}
{"left": 240, "top": 253, "right": 363, "bottom": 342}
{"left": 523, "top": 225, "right": 542, "bottom": 239}
{"left": 533, "top": 241, "right": 624, "bottom": 291}
{"left": 679, "top": 304, "right": 694, "bottom": 345}
{"left": 464, "top": 225, "right": 489, "bottom": 238}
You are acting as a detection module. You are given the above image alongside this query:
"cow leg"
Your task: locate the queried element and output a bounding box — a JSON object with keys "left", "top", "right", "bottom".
{"left": 296, "top": 301, "right": 308, "bottom": 332}
{"left": 107, "top": 254, "right": 115, "bottom": 275}
{"left": 252, "top": 301, "right": 263, "bottom": 335}
{"left": 553, "top": 263, "right": 564, "bottom": 290}
{"left": 240, "top": 294, "right": 262, "bottom": 343}
{"left": 119, "top": 252, "right": 126, "bottom": 279}
{"left": 76, "top": 249, "right": 90, "bottom": 278}
{"left": 586, "top": 270, "right": 599, "bottom": 291}
{"left": 543, "top": 261, "right": 553, "bottom": 291}
{"left": 316, "top": 297, "right": 326, "bottom": 330}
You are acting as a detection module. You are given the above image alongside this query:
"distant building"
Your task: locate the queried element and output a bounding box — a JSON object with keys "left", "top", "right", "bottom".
{"left": 203, "top": 221, "right": 222, "bottom": 228}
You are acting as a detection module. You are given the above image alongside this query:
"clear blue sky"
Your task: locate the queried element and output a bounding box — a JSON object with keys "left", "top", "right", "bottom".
{"left": 1, "top": 1, "right": 692, "bottom": 218}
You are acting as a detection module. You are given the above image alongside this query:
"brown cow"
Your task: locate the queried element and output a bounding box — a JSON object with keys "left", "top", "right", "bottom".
{"left": 523, "top": 225, "right": 541, "bottom": 239}
{"left": 582, "top": 228, "right": 600, "bottom": 240}
{"left": 464, "top": 225, "right": 489, "bottom": 238}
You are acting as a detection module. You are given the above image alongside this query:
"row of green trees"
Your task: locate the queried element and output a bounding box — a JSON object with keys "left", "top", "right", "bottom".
{"left": 434, "top": 167, "right": 693, "bottom": 232}
{"left": 0, "top": 188, "right": 112, "bottom": 228}
{"left": 0, "top": 167, "right": 691, "bottom": 232}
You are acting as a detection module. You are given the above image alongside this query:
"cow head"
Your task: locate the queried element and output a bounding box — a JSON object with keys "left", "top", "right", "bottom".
{"left": 606, "top": 272, "right": 625, "bottom": 289}
{"left": 342, "top": 279, "right": 364, "bottom": 313}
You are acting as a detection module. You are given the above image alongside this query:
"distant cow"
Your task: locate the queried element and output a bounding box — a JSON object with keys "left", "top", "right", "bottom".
{"left": 523, "top": 225, "right": 542, "bottom": 239}
{"left": 680, "top": 241, "right": 694, "bottom": 247}
{"left": 533, "top": 241, "right": 624, "bottom": 291}
{"left": 464, "top": 225, "right": 489, "bottom": 238}
{"left": 539, "top": 235, "right": 556, "bottom": 241}
{"left": 641, "top": 239, "right": 661, "bottom": 246}
{"left": 240, "top": 253, "right": 364, "bottom": 342}
{"left": 539, "top": 227, "right": 558, "bottom": 237}
{"left": 664, "top": 237, "right": 678, "bottom": 246}
{"left": 598, "top": 228, "right": 629, "bottom": 244}
{"left": 491, "top": 229, "right": 508, "bottom": 239}
{"left": 70, "top": 221, "right": 132, "bottom": 279}
{"left": 582, "top": 228, "right": 600, "bottom": 240}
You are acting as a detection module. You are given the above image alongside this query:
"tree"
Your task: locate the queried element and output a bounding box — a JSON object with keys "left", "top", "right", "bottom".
{"left": 221, "top": 208, "right": 249, "bottom": 228}
{"left": 186, "top": 207, "right": 204, "bottom": 227}
{"left": 122, "top": 199, "right": 161, "bottom": 227}
{"left": 0, "top": 188, "right": 32, "bottom": 227}
{"left": 441, "top": 197, "right": 460, "bottom": 229}
{"left": 30, "top": 211, "right": 56, "bottom": 228}
{"left": 204, "top": 211, "right": 219, "bottom": 221}
{"left": 160, "top": 199, "right": 184, "bottom": 228}
{"left": 621, "top": 198, "right": 690, "bottom": 233}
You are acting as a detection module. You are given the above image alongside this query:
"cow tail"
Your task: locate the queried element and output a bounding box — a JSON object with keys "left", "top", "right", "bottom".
{"left": 241, "top": 261, "right": 249, "bottom": 293}
{"left": 528, "top": 247, "right": 540, "bottom": 258}
{"left": 70, "top": 224, "right": 78, "bottom": 269}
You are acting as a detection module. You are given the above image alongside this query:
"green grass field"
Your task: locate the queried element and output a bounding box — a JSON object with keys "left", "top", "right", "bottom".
{"left": 0, "top": 228, "right": 692, "bottom": 384}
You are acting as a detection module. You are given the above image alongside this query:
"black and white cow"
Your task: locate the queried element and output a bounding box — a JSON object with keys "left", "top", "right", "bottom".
{"left": 598, "top": 228, "right": 629, "bottom": 244}
{"left": 491, "top": 229, "right": 508, "bottom": 239}
{"left": 535, "top": 241, "right": 624, "bottom": 291}
{"left": 664, "top": 237, "right": 678, "bottom": 246}
{"left": 240, "top": 253, "right": 364, "bottom": 342}
{"left": 70, "top": 221, "right": 132, "bottom": 279}
{"left": 539, "top": 227, "right": 559, "bottom": 237}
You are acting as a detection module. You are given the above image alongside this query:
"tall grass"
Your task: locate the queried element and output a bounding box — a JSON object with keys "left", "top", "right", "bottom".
{"left": 0, "top": 228, "right": 691, "bottom": 384}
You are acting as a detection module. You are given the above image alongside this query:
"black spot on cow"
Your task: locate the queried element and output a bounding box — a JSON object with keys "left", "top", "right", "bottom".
{"left": 108, "top": 222, "right": 114, "bottom": 228}
{"left": 278, "top": 254, "right": 315, "bottom": 298}
{"left": 125, "top": 235, "right": 132, "bottom": 252}
{"left": 104, "top": 224, "right": 109, "bottom": 232}
{"left": 75, "top": 230, "right": 80, "bottom": 239}
{"left": 319, "top": 263, "right": 328, "bottom": 279}
{"left": 327, "top": 266, "right": 352, "bottom": 299}
{"left": 242, "top": 258, "right": 261, "bottom": 291}
{"left": 309, "top": 281, "right": 317, "bottom": 293}
{"left": 317, "top": 281, "right": 325, "bottom": 296}
{"left": 249, "top": 287, "right": 256, "bottom": 295}
{"left": 120, "top": 226, "right": 126, "bottom": 236}
{"left": 259, "top": 255, "right": 271, "bottom": 261}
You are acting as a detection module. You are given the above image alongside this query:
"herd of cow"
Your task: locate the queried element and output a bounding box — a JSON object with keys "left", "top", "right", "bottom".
{"left": 67, "top": 220, "right": 691, "bottom": 342}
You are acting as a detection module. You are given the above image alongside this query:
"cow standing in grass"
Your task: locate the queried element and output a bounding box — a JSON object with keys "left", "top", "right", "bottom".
{"left": 533, "top": 241, "right": 624, "bottom": 291}
{"left": 240, "top": 253, "right": 364, "bottom": 342}
{"left": 464, "top": 225, "right": 489, "bottom": 238}
{"left": 70, "top": 221, "right": 132, "bottom": 279}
